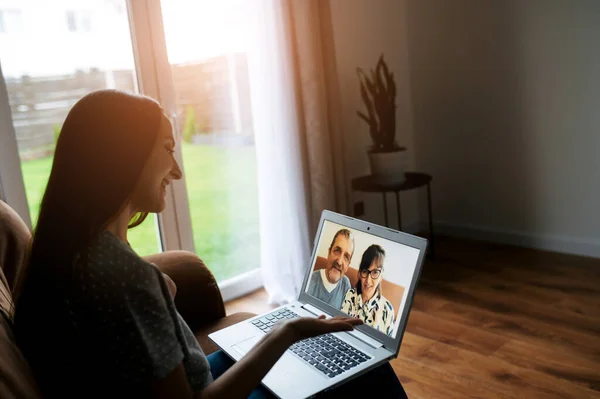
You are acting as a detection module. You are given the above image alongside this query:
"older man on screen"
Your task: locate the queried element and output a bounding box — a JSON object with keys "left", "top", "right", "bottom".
{"left": 307, "top": 229, "right": 355, "bottom": 309}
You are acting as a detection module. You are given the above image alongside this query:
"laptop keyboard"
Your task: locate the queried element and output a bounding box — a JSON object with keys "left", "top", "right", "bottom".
{"left": 251, "top": 309, "right": 372, "bottom": 378}
{"left": 251, "top": 308, "right": 300, "bottom": 332}
{"left": 290, "top": 334, "right": 371, "bottom": 378}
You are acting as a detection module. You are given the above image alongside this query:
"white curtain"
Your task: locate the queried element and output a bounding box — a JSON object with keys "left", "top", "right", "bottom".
{"left": 248, "top": 0, "right": 348, "bottom": 304}
{"left": 248, "top": 0, "right": 310, "bottom": 304}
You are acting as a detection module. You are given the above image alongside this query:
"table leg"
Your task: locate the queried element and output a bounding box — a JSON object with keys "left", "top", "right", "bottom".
{"left": 395, "top": 191, "right": 402, "bottom": 231}
{"left": 382, "top": 193, "right": 389, "bottom": 227}
{"left": 427, "top": 183, "right": 435, "bottom": 257}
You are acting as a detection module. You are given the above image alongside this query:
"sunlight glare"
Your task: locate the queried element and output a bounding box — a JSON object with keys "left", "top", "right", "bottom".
{"left": 161, "top": 0, "right": 256, "bottom": 64}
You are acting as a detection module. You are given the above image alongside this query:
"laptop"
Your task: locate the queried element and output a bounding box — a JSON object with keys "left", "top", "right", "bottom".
{"left": 209, "top": 210, "right": 427, "bottom": 399}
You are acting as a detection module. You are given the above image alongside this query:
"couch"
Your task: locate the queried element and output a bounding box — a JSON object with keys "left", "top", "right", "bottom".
{"left": 0, "top": 199, "right": 256, "bottom": 398}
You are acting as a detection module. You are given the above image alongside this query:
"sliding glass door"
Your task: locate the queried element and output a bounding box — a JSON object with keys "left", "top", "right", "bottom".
{"left": 0, "top": 0, "right": 262, "bottom": 299}
{"left": 0, "top": 0, "right": 160, "bottom": 255}
{"left": 158, "top": 0, "right": 260, "bottom": 283}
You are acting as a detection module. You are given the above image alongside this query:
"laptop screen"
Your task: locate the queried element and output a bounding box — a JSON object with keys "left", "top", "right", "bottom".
{"left": 304, "top": 220, "right": 421, "bottom": 339}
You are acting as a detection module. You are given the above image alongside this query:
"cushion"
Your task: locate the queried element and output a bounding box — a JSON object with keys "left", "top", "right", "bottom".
{"left": 0, "top": 312, "right": 42, "bottom": 398}
{"left": 0, "top": 200, "right": 32, "bottom": 307}
{"left": 144, "top": 251, "right": 226, "bottom": 331}
{"left": 0, "top": 270, "right": 12, "bottom": 323}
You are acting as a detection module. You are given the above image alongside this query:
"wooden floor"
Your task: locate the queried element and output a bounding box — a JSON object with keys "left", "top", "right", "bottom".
{"left": 225, "top": 236, "right": 600, "bottom": 399}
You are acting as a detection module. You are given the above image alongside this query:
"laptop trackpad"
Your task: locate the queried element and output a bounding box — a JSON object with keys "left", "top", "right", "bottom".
{"left": 232, "top": 335, "right": 261, "bottom": 356}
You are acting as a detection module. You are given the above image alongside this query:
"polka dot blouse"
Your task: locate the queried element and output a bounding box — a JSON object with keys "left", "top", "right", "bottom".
{"left": 64, "top": 230, "right": 213, "bottom": 395}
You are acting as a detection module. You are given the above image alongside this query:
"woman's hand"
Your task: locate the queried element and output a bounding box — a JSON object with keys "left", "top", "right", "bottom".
{"left": 277, "top": 315, "right": 363, "bottom": 344}
{"left": 162, "top": 272, "right": 177, "bottom": 299}
{"left": 195, "top": 315, "right": 362, "bottom": 399}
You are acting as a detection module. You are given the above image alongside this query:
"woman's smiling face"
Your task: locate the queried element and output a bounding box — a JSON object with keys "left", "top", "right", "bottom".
{"left": 130, "top": 114, "right": 183, "bottom": 213}
{"left": 360, "top": 258, "right": 383, "bottom": 301}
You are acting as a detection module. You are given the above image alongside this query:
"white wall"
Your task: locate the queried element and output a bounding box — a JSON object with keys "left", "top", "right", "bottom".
{"left": 407, "top": 0, "right": 600, "bottom": 257}
{"left": 328, "top": 0, "right": 421, "bottom": 233}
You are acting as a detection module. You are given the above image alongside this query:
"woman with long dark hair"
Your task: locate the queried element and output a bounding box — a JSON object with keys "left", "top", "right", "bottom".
{"left": 15, "top": 90, "right": 406, "bottom": 398}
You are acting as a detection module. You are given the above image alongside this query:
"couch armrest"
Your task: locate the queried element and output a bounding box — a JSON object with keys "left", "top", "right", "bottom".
{"left": 144, "top": 251, "right": 226, "bottom": 331}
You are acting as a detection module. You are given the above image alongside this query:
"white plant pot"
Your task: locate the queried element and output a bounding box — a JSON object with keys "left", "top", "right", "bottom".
{"left": 368, "top": 149, "right": 406, "bottom": 184}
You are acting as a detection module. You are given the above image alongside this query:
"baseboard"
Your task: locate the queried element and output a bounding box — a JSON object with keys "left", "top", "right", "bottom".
{"left": 218, "top": 268, "right": 263, "bottom": 302}
{"left": 435, "top": 221, "right": 600, "bottom": 259}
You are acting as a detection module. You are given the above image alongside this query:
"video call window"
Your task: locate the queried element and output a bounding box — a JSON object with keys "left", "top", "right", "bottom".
{"left": 305, "top": 220, "right": 420, "bottom": 338}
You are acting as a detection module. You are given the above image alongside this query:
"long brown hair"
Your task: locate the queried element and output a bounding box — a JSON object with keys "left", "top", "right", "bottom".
{"left": 14, "top": 90, "right": 163, "bottom": 391}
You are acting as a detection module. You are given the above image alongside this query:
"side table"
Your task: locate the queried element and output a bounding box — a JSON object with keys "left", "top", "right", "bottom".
{"left": 351, "top": 172, "right": 435, "bottom": 257}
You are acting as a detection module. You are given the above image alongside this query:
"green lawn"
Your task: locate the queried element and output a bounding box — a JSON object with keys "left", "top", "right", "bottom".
{"left": 21, "top": 143, "right": 260, "bottom": 282}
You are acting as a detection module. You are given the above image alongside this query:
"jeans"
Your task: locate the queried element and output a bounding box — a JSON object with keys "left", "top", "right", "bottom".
{"left": 208, "top": 350, "right": 408, "bottom": 398}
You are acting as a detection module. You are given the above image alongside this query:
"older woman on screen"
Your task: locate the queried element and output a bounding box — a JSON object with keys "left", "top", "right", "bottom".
{"left": 341, "top": 245, "right": 395, "bottom": 336}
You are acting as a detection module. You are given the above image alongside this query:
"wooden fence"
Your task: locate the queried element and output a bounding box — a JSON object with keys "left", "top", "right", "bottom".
{"left": 6, "top": 53, "right": 253, "bottom": 159}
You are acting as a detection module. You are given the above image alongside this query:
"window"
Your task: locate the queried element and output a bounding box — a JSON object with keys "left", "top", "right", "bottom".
{"left": 1, "top": 1, "right": 159, "bottom": 256}
{"left": 65, "top": 10, "right": 93, "bottom": 33}
{"left": 0, "top": 9, "right": 24, "bottom": 34}
{"left": 0, "top": 0, "right": 262, "bottom": 300}
{"left": 159, "top": 0, "right": 260, "bottom": 282}
{"left": 81, "top": 12, "right": 92, "bottom": 32}
{"left": 66, "top": 11, "right": 76, "bottom": 32}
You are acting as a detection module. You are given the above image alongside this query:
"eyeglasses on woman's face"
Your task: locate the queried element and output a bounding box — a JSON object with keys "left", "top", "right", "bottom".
{"left": 359, "top": 268, "right": 382, "bottom": 279}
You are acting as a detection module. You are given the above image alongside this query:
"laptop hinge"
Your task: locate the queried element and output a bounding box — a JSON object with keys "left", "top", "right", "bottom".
{"left": 301, "top": 303, "right": 331, "bottom": 318}
{"left": 346, "top": 329, "right": 383, "bottom": 349}
{"left": 301, "top": 304, "right": 383, "bottom": 349}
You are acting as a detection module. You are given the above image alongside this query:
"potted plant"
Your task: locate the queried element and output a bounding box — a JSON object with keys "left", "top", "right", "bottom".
{"left": 357, "top": 54, "right": 406, "bottom": 183}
